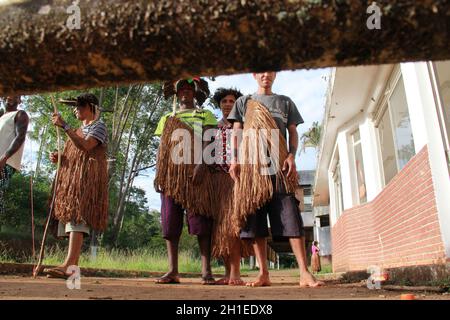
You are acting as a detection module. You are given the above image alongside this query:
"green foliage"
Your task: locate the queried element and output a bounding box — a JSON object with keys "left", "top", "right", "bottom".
{"left": 300, "top": 121, "right": 322, "bottom": 153}
{"left": 1, "top": 172, "right": 50, "bottom": 234}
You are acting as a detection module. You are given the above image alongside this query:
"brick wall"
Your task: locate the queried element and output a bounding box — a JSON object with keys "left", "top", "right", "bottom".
{"left": 332, "top": 146, "right": 447, "bottom": 272}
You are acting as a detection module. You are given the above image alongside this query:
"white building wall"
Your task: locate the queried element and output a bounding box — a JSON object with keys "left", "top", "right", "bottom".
{"left": 401, "top": 62, "right": 450, "bottom": 258}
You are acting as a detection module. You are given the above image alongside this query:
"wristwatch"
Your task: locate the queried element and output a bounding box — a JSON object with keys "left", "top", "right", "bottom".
{"left": 63, "top": 123, "right": 71, "bottom": 132}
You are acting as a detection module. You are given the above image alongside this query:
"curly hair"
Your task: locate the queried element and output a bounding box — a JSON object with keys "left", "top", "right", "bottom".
{"left": 212, "top": 88, "right": 243, "bottom": 109}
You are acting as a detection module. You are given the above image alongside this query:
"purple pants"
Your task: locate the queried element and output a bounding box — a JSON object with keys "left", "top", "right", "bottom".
{"left": 160, "top": 194, "right": 213, "bottom": 240}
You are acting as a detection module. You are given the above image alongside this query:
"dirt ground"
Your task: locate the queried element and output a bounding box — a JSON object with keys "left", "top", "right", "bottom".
{"left": 1, "top": 270, "right": 449, "bottom": 300}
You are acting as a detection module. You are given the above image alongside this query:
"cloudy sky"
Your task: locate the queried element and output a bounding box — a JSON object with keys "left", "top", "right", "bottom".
{"left": 20, "top": 68, "right": 330, "bottom": 211}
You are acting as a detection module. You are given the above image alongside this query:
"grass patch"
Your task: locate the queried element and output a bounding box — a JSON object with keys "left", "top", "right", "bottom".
{"left": 0, "top": 246, "right": 227, "bottom": 274}
{"left": 0, "top": 241, "right": 318, "bottom": 275}
{"left": 41, "top": 247, "right": 226, "bottom": 273}
{"left": 317, "top": 264, "right": 333, "bottom": 274}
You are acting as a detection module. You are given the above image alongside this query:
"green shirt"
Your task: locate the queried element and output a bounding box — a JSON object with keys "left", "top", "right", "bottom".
{"left": 154, "top": 109, "right": 218, "bottom": 136}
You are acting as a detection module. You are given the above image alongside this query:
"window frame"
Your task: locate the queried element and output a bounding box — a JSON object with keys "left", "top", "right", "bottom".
{"left": 331, "top": 151, "right": 344, "bottom": 219}
{"left": 350, "top": 128, "right": 367, "bottom": 205}
{"left": 373, "top": 66, "right": 415, "bottom": 186}
{"left": 428, "top": 62, "right": 450, "bottom": 173}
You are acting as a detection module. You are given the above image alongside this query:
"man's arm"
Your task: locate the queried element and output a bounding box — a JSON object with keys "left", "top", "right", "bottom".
{"left": 2, "top": 111, "right": 29, "bottom": 159}
{"left": 283, "top": 124, "right": 299, "bottom": 179}
{"left": 287, "top": 124, "right": 298, "bottom": 157}
{"left": 64, "top": 129, "right": 100, "bottom": 152}
{"left": 51, "top": 113, "right": 99, "bottom": 152}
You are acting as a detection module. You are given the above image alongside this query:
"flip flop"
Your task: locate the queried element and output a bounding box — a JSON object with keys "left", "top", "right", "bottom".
{"left": 155, "top": 275, "right": 180, "bottom": 284}
{"left": 43, "top": 267, "right": 70, "bottom": 280}
{"left": 201, "top": 276, "right": 216, "bottom": 285}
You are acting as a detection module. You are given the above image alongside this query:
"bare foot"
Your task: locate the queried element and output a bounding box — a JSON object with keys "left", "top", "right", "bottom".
{"left": 246, "top": 274, "right": 271, "bottom": 287}
{"left": 299, "top": 271, "right": 324, "bottom": 288}
{"left": 228, "top": 278, "right": 246, "bottom": 286}
{"left": 215, "top": 278, "right": 230, "bottom": 285}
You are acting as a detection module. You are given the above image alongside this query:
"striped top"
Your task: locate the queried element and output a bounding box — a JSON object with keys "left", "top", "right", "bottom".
{"left": 81, "top": 120, "right": 108, "bottom": 144}
{"left": 213, "top": 120, "right": 232, "bottom": 173}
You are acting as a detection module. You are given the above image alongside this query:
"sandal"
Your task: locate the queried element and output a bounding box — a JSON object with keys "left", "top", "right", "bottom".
{"left": 43, "top": 267, "right": 70, "bottom": 280}
{"left": 201, "top": 276, "right": 216, "bottom": 285}
{"left": 155, "top": 275, "right": 180, "bottom": 284}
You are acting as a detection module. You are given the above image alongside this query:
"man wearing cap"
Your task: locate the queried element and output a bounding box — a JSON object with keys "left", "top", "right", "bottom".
{"left": 0, "top": 96, "right": 29, "bottom": 214}
{"left": 154, "top": 79, "right": 218, "bottom": 284}
{"left": 43, "top": 93, "right": 109, "bottom": 279}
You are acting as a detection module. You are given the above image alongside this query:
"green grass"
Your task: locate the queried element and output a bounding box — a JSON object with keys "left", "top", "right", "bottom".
{"left": 317, "top": 264, "right": 333, "bottom": 274}
{"left": 44, "top": 248, "right": 226, "bottom": 273}
{"left": 0, "top": 246, "right": 229, "bottom": 274}
{"left": 0, "top": 239, "right": 331, "bottom": 275}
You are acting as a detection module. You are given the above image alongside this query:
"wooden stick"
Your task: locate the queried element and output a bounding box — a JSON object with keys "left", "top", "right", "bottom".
{"left": 33, "top": 96, "right": 62, "bottom": 278}
{"left": 30, "top": 175, "right": 35, "bottom": 259}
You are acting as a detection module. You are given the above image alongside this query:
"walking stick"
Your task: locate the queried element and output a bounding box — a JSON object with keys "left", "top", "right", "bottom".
{"left": 33, "top": 96, "right": 62, "bottom": 278}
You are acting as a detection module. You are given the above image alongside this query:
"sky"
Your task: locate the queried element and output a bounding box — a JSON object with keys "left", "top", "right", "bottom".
{"left": 18, "top": 68, "right": 330, "bottom": 211}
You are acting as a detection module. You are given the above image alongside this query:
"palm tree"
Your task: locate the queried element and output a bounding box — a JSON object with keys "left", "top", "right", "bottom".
{"left": 300, "top": 121, "right": 322, "bottom": 153}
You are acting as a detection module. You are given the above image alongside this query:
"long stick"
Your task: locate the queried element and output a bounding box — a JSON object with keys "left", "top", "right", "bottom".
{"left": 30, "top": 175, "right": 35, "bottom": 259}
{"left": 33, "top": 96, "right": 62, "bottom": 278}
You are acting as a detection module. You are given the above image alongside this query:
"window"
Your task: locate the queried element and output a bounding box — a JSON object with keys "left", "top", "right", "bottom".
{"left": 432, "top": 61, "right": 450, "bottom": 167}
{"left": 351, "top": 129, "right": 367, "bottom": 204}
{"left": 303, "top": 187, "right": 313, "bottom": 212}
{"left": 377, "top": 74, "right": 415, "bottom": 185}
{"left": 332, "top": 158, "right": 344, "bottom": 218}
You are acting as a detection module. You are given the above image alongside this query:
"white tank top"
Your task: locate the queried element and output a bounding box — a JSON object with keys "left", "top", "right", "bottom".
{"left": 0, "top": 111, "right": 25, "bottom": 171}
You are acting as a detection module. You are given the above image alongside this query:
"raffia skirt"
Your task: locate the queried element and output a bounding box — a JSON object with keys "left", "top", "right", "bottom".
{"left": 210, "top": 170, "right": 253, "bottom": 259}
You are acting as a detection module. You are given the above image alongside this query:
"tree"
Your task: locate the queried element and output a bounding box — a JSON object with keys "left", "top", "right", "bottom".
{"left": 300, "top": 121, "right": 322, "bottom": 153}
{"left": 104, "top": 84, "right": 171, "bottom": 245}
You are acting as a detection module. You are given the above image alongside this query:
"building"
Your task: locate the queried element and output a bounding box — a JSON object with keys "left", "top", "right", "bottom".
{"left": 295, "top": 170, "right": 332, "bottom": 266}
{"left": 314, "top": 61, "right": 450, "bottom": 273}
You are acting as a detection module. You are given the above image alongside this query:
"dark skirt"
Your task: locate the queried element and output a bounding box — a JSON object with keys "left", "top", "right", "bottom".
{"left": 311, "top": 252, "right": 321, "bottom": 273}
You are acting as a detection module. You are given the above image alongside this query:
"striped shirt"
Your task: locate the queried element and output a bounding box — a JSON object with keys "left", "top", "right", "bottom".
{"left": 81, "top": 120, "right": 108, "bottom": 144}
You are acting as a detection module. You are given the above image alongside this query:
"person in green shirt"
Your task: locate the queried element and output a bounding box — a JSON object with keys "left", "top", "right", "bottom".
{"left": 154, "top": 78, "right": 218, "bottom": 285}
